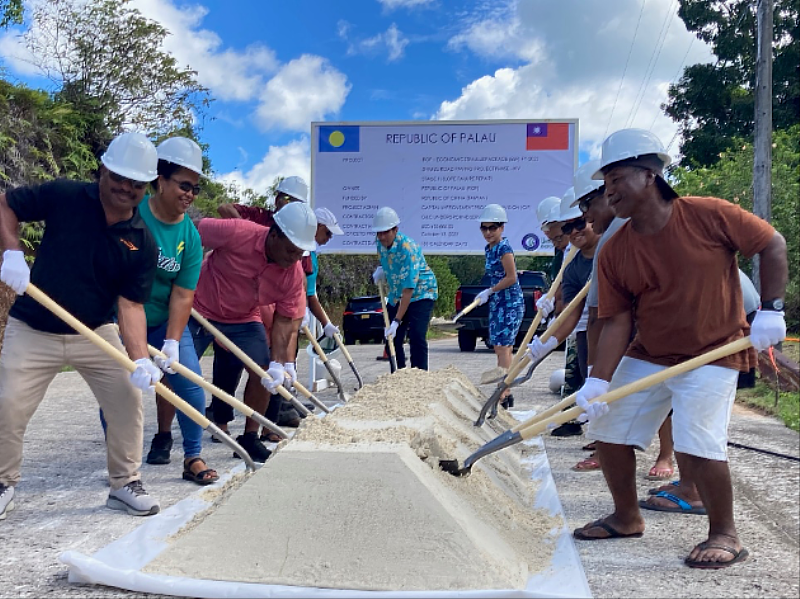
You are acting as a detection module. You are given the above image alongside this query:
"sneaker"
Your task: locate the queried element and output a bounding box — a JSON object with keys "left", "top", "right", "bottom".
{"left": 145, "top": 432, "right": 172, "bottom": 465}
{"left": 0, "top": 484, "right": 15, "bottom": 521}
{"left": 550, "top": 421, "right": 583, "bottom": 437}
{"left": 107, "top": 480, "right": 160, "bottom": 516}
{"left": 234, "top": 431, "right": 272, "bottom": 463}
{"left": 276, "top": 402, "right": 302, "bottom": 428}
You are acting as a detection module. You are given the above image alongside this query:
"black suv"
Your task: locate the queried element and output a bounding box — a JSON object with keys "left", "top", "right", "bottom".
{"left": 342, "top": 295, "right": 385, "bottom": 345}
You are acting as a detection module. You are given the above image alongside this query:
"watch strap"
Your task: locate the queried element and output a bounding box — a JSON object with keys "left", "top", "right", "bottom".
{"left": 761, "top": 299, "right": 784, "bottom": 311}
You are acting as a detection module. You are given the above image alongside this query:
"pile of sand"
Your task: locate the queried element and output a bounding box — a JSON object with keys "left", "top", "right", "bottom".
{"left": 145, "top": 366, "right": 560, "bottom": 592}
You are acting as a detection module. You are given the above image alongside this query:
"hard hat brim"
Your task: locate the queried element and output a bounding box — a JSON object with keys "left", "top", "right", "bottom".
{"left": 102, "top": 157, "right": 157, "bottom": 182}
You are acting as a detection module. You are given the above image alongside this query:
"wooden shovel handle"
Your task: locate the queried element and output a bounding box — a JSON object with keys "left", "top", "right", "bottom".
{"left": 453, "top": 297, "right": 482, "bottom": 322}
{"left": 377, "top": 280, "right": 397, "bottom": 361}
{"left": 303, "top": 325, "right": 329, "bottom": 363}
{"left": 517, "top": 337, "right": 753, "bottom": 440}
{"left": 510, "top": 245, "right": 579, "bottom": 370}
{"left": 26, "top": 284, "right": 210, "bottom": 428}
{"left": 315, "top": 304, "right": 355, "bottom": 363}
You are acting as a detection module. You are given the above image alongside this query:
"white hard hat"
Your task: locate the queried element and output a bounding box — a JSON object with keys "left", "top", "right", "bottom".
{"left": 314, "top": 207, "right": 344, "bottom": 235}
{"left": 559, "top": 187, "right": 582, "bottom": 221}
{"left": 549, "top": 368, "right": 565, "bottom": 393}
{"left": 276, "top": 176, "right": 309, "bottom": 202}
{"left": 372, "top": 206, "right": 400, "bottom": 233}
{"left": 101, "top": 132, "right": 158, "bottom": 182}
{"left": 572, "top": 159, "right": 604, "bottom": 206}
{"left": 479, "top": 203, "right": 507, "bottom": 223}
{"left": 537, "top": 196, "right": 561, "bottom": 230}
{"left": 544, "top": 203, "right": 564, "bottom": 228}
{"left": 592, "top": 128, "right": 672, "bottom": 180}
{"left": 156, "top": 137, "right": 205, "bottom": 176}
{"left": 273, "top": 201, "right": 318, "bottom": 251}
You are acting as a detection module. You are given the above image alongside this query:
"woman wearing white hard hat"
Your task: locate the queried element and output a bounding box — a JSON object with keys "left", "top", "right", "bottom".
{"left": 476, "top": 204, "right": 524, "bottom": 408}
{"left": 573, "top": 128, "right": 787, "bottom": 572}
{"left": 372, "top": 207, "right": 438, "bottom": 370}
{"left": 301, "top": 207, "right": 345, "bottom": 340}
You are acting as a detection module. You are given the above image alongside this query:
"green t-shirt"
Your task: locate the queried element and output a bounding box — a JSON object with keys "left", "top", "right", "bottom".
{"left": 138, "top": 197, "right": 203, "bottom": 326}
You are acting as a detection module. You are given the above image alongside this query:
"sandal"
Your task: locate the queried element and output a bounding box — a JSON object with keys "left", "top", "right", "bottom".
{"left": 259, "top": 430, "right": 283, "bottom": 443}
{"left": 182, "top": 457, "right": 219, "bottom": 486}
{"left": 572, "top": 453, "right": 601, "bottom": 472}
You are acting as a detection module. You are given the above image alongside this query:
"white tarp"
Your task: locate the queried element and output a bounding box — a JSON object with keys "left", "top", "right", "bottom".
{"left": 311, "top": 120, "right": 578, "bottom": 255}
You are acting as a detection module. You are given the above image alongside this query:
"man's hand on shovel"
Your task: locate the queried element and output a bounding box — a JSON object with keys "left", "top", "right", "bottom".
{"left": 153, "top": 339, "right": 179, "bottom": 374}
{"left": 130, "top": 358, "right": 163, "bottom": 393}
{"left": 574, "top": 377, "right": 610, "bottom": 423}
{"left": 262, "top": 361, "right": 286, "bottom": 394}
{"left": 385, "top": 320, "right": 399, "bottom": 340}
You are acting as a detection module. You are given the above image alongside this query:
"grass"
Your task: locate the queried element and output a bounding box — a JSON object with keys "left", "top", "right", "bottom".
{"left": 736, "top": 379, "right": 800, "bottom": 432}
{"left": 781, "top": 340, "right": 798, "bottom": 363}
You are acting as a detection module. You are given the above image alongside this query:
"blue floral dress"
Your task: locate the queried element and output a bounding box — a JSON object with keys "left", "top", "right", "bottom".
{"left": 485, "top": 238, "right": 524, "bottom": 346}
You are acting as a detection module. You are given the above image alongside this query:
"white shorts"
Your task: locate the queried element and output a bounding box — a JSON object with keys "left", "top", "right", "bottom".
{"left": 586, "top": 357, "right": 738, "bottom": 461}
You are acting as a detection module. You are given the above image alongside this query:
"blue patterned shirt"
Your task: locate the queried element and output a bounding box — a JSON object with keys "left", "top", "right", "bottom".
{"left": 377, "top": 231, "right": 438, "bottom": 305}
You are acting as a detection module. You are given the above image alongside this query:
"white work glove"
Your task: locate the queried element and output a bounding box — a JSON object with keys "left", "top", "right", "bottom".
{"left": 536, "top": 295, "right": 555, "bottom": 318}
{"left": 750, "top": 309, "right": 786, "bottom": 351}
{"left": 525, "top": 335, "right": 559, "bottom": 362}
{"left": 372, "top": 266, "right": 386, "bottom": 284}
{"left": 283, "top": 362, "right": 297, "bottom": 389}
{"left": 475, "top": 288, "right": 493, "bottom": 306}
{"left": 385, "top": 320, "right": 399, "bottom": 339}
{"left": 130, "top": 358, "right": 163, "bottom": 393}
{"left": 1, "top": 250, "right": 30, "bottom": 295}
{"left": 261, "top": 361, "right": 286, "bottom": 394}
{"left": 574, "top": 377, "right": 610, "bottom": 423}
{"left": 301, "top": 308, "right": 311, "bottom": 330}
{"left": 153, "top": 338, "right": 180, "bottom": 374}
{"left": 323, "top": 321, "right": 340, "bottom": 338}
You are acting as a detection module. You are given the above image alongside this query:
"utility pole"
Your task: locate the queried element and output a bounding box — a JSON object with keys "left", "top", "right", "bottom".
{"left": 752, "top": 0, "right": 773, "bottom": 294}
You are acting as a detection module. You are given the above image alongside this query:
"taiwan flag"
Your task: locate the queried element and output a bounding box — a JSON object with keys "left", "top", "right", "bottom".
{"left": 526, "top": 123, "right": 569, "bottom": 151}
{"left": 319, "top": 125, "right": 360, "bottom": 152}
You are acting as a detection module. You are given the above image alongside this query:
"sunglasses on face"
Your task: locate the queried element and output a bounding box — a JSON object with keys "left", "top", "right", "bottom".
{"left": 108, "top": 170, "right": 149, "bottom": 190}
{"left": 578, "top": 189, "right": 604, "bottom": 214}
{"left": 172, "top": 178, "right": 201, "bottom": 196}
{"left": 561, "top": 218, "right": 587, "bottom": 235}
{"left": 480, "top": 223, "right": 501, "bottom": 232}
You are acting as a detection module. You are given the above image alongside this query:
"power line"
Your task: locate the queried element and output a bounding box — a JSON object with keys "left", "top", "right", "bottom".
{"left": 603, "top": 0, "right": 646, "bottom": 140}
{"left": 649, "top": 35, "right": 695, "bottom": 131}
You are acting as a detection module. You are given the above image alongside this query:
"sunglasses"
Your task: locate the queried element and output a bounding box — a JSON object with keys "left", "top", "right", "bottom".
{"left": 480, "top": 223, "right": 502, "bottom": 232}
{"left": 578, "top": 188, "right": 605, "bottom": 214}
{"left": 108, "top": 170, "right": 149, "bottom": 190}
{"left": 561, "top": 219, "right": 587, "bottom": 235}
{"left": 172, "top": 178, "right": 201, "bottom": 196}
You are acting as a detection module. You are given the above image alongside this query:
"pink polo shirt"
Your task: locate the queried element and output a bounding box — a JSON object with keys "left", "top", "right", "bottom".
{"left": 193, "top": 219, "right": 306, "bottom": 323}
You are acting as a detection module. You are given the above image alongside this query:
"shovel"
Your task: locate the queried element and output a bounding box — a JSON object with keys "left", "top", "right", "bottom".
{"left": 377, "top": 280, "right": 398, "bottom": 373}
{"left": 318, "top": 305, "right": 363, "bottom": 389}
{"left": 442, "top": 337, "right": 753, "bottom": 477}
{"left": 302, "top": 325, "right": 350, "bottom": 402}
{"left": 474, "top": 279, "right": 590, "bottom": 427}
{"left": 433, "top": 297, "right": 482, "bottom": 332}
{"left": 25, "top": 283, "right": 256, "bottom": 472}
{"left": 479, "top": 245, "right": 580, "bottom": 386}
{"left": 190, "top": 309, "right": 330, "bottom": 415}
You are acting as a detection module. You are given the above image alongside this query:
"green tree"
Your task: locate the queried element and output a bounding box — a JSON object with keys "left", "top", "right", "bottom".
{"left": 25, "top": 0, "right": 210, "bottom": 138}
{"left": 671, "top": 126, "right": 799, "bottom": 329}
{"left": 0, "top": 0, "right": 23, "bottom": 28}
{"left": 427, "top": 256, "right": 459, "bottom": 317}
{"left": 665, "top": 0, "right": 799, "bottom": 167}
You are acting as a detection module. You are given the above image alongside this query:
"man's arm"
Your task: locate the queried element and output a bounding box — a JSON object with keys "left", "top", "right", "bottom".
{"left": 758, "top": 232, "right": 788, "bottom": 301}
{"left": 586, "top": 306, "right": 604, "bottom": 366}
{"left": 394, "top": 288, "right": 414, "bottom": 322}
{"left": 271, "top": 312, "right": 300, "bottom": 363}
{"left": 307, "top": 294, "right": 329, "bottom": 326}
{"left": 217, "top": 204, "right": 243, "bottom": 219}
{"left": 0, "top": 194, "right": 22, "bottom": 251}
{"left": 117, "top": 297, "right": 150, "bottom": 360}
{"left": 590, "top": 310, "right": 633, "bottom": 382}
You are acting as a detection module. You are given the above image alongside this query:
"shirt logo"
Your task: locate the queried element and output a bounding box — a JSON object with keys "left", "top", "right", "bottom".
{"left": 177, "top": 241, "right": 185, "bottom": 256}
{"left": 157, "top": 248, "right": 181, "bottom": 273}
{"left": 120, "top": 238, "right": 138, "bottom": 251}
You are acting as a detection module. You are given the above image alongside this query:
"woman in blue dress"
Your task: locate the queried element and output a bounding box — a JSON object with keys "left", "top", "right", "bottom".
{"left": 474, "top": 204, "right": 525, "bottom": 408}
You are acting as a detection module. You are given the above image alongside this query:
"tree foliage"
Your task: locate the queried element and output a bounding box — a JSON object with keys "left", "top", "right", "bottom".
{"left": 671, "top": 126, "right": 800, "bottom": 329}
{"left": 0, "top": 0, "right": 23, "bottom": 28}
{"left": 25, "top": 0, "right": 211, "bottom": 138}
{"left": 665, "top": 0, "right": 799, "bottom": 167}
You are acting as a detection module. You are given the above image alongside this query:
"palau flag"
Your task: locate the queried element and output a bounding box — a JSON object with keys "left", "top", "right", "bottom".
{"left": 319, "top": 125, "right": 360, "bottom": 152}
{"left": 526, "top": 123, "right": 569, "bottom": 151}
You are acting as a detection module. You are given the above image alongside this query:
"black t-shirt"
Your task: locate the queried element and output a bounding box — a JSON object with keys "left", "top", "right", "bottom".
{"left": 6, "top": 180, "right": 158, "bottom": 334}
{"left": 561, "top": 251, "right": 593, "bottom": 305}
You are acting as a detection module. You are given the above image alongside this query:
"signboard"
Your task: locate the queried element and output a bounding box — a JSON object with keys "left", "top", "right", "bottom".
{"left": 311, "top": 119, "right": 578, "bottom": 255}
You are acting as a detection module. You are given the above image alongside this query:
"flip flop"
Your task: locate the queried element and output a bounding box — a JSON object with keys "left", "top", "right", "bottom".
{"left": 572, "top": 454, "right": 601, "bottom": 472}
{"left": 645, "top": 465, "right": 675, "bottom": 480}
{"left": 685, "top": 543, "right": 750, "bottom": 569}
{"left": 573, "top": 518, "right": 644, "bottom": 541}
{"left": 582, "top": 442, "right": 597, "bottom": 451}
{"left": 639, "top": 491, "right": 707, "bottom": 515}
{"left": 648, "top": 480, "right": 680, "bottom": 495}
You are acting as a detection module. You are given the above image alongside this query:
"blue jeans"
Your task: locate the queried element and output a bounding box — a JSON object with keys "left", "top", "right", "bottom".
{"left": 386, "top": 299, "right": 434, "bottom": 370}
{"left": 101, "top": 324, "right": 206, "bottom": 458}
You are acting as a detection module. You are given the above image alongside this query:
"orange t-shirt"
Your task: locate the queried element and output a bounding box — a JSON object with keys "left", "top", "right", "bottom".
{"left": 597, "top": 196, "right": 775, "bottom": 372}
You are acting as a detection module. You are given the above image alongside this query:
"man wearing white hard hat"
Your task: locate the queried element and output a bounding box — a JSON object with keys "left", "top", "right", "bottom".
{"left": 0, "top": 131, "right": 163, "bottom": 521}
{"left": 572, "top": 128, "right": 788, "bottom": 571}
{"left": 537, "top": 196, "right": 569, "bottom": 283}
{"left": 190, "top": 202, "right": 317, "bottom": 462}
{"left": 372, "top": 207, "right": 438, "bottom": 370}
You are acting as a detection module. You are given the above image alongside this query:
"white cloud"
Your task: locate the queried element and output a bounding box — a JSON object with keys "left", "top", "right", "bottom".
{"left": 0, "top": 30, "right": 40, "bottom": 77}
{"left": 340, "top": 22, "right": 410, "bottom": 62}
{"left": 439, "top": 0, "right": 715, "bottom": 158}
{"left": 377, "top": 0, "right": 434, "bottom": 10}
{"left": 217, "top": 138, "right": 310, "bottom": 198}
{"left": 255, "top": 55, "right": 351, "bottom": 132}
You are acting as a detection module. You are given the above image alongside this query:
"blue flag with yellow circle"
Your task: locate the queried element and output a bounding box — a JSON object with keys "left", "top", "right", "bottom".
{"left": 319, "top": 125, "right": 360, "bottom": 152}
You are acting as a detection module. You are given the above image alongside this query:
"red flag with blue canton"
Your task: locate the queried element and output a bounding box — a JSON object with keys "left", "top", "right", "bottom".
{"left": 526, "top": 123, "right": 569, "bottom": 150}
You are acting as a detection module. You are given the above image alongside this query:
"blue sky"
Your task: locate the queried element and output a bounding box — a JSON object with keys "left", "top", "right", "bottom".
{"left": 1, "top": 0, "right": 714, "bottom": 196}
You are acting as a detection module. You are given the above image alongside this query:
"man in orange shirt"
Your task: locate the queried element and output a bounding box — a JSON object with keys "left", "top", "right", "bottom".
{"left": 572, "top": 129, "right": 787, "bottom": 571}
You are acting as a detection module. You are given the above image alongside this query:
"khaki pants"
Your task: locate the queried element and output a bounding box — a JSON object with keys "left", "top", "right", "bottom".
{"left": 0, "top": 317, "right": 143, "bottom": 490}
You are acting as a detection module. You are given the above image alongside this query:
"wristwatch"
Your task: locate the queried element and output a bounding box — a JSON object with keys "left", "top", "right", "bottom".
{"left": 393, "top": 318, "right": 402, "bottom": 324}
{"left": 761, "top": 298, "right": 785, "bottom": 311}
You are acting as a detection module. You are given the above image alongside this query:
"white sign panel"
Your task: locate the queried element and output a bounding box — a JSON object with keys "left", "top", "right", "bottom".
{"left": 311, "top": 120, "right": 578, "bottom": 255}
